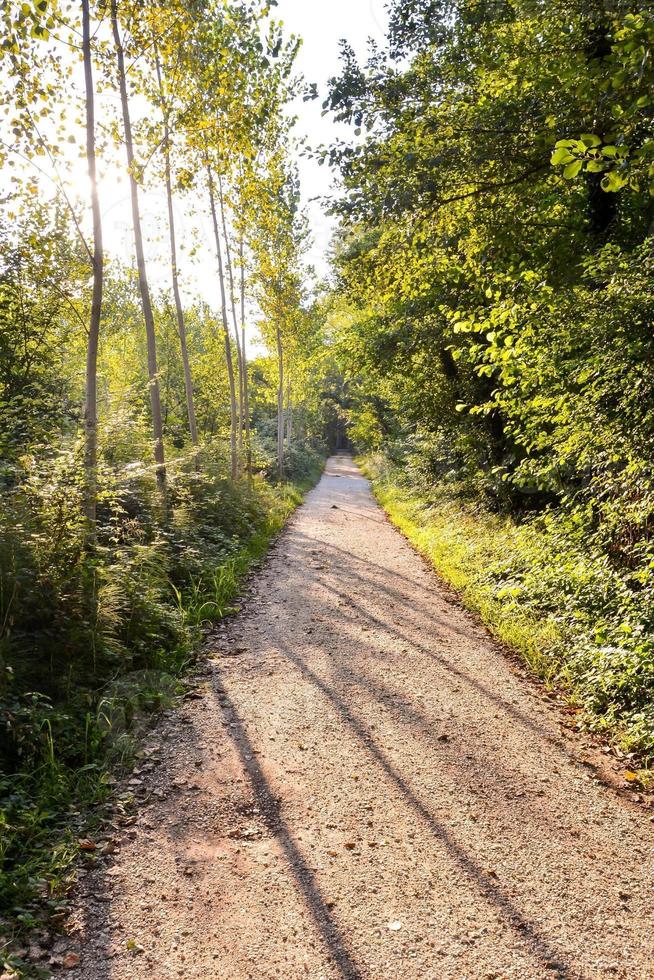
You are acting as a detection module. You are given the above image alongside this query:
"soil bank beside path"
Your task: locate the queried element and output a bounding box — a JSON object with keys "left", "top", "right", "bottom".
{"left": 63, "top": 455, "right": 654, "bottom": 980}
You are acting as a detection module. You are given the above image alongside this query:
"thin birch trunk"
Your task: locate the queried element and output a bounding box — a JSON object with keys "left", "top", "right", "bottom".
{"left": 239, "top": 239, "right": 252, "bottom": 479}
{"left": 218, "top": 175, "right": 244, "bottom": 463}
{"left": 276, "top": 325, "right": 284, "bottom": 481}
{"left": 206, "top": 164, "right": 238, "bottom": 480}
{"left": 111, "top": 0, "right": 166, "bottom": 493}
{"left": 286, "top": 374, "right": 293, "bottom": 446}
{"left": 155, "top": 52, "right": 199, "bottom": 452}
{"left": 82, "top": 0, "right": 103, "bottom": 537}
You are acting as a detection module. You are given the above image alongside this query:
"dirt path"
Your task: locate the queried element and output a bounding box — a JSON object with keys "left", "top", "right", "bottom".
{"left": 64, "top": 456, "right": 654, "bottom": 980}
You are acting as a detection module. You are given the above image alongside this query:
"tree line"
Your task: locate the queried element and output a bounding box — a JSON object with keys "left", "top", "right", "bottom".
{"left": 2, "top": 0, "right": 318, "bottom": 514}
{"left": 325, "top": 0, "right": 654, "bottom": 761}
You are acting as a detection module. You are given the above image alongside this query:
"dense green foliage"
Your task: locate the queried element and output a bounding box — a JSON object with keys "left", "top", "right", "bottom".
{"left": 327, "top": 0, "right": 654, "bottom": 758}
{"left": 366, "top": 450, "right": 654, "bottom": 761}
{"left": 0, "top": 453, "right": 319, "bottom": 961}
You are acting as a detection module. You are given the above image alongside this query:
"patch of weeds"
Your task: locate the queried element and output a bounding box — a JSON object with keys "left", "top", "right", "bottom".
{"left": 0, "top": 461, "right": 323, "bottom": 974}
{"left": 362, "top": 454, "right": 654, "bottom": 773}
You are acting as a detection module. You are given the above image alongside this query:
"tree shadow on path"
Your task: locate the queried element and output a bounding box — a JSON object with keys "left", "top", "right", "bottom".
{"left": 212, "top": 680, "right": 365, "bottom": 980}
{"left": 241, "top": 637, "right": 578, "bottom": 980}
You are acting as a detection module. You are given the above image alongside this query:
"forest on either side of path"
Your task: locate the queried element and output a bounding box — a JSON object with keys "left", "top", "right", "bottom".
{"left": 2, "top": 0, "right": 654, "bottom": 973}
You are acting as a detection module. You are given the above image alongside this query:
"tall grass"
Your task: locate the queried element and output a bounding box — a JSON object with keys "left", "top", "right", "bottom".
{"left": 172, "top": 481, "right": 305, "bottom": 628}
{"left": 363, "top": 453, "right": 654, "bottom": 771}
{"left": 0, "top": 444, "right": 323, "bottom": 974}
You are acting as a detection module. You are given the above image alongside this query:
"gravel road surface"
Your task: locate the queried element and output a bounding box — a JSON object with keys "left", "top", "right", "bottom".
{"left": 63, "top": 455, "right": 654, "bottom": 979}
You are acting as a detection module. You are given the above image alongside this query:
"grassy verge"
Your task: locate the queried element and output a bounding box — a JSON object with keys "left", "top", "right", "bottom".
{"left": 173, "top": 476, "right": 315, "bottom": 628}
{"left": 361, "top": 455, "right": 654, "bottom": 777}
{"left": 0, "top": 464, "right": 322, "bottom": 977}
{"left": 365, "top": 465, "right": 563, "bottom": 680}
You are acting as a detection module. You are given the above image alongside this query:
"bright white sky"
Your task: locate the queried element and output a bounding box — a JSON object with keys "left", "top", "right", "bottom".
{"left": 275, "top": 0, "right": 388, "bottom": 274}
{"left": 4, "top": 2, "right": 387, "bottom": 350}
{"left": 88, "top": 0, "right": 387, "bottom": 339}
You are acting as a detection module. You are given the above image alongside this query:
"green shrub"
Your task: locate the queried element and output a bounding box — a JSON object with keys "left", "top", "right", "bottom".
{"left": 365, "top": 451, "right": 654, "bottom": 765}
{"left": 0, "top": 431, "right": 323, "bottom": 961}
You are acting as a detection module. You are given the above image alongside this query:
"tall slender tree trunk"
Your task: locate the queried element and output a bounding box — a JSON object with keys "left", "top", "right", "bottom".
{"left": 276, "top": 325, "right": 284, "bottom": 481}
{"left": 206, "top": 164, "right": 238, "bottom": 480}
{"left": 286, "top": 374, "right": 293, "bottom": 447}
{"left": 155, "top": 52, "right": 198, "bottom": 453}
{"left": 218, "top": 176, "right": 244, "bottom": 464}
{"left": 239, "top": 240, "right": 252, "bottom": 479}
{"left": 111, "top": 0, "right": 166, "bottom": 493}
{"left": 82, "top": 0, "right": 104, "bottom": 537}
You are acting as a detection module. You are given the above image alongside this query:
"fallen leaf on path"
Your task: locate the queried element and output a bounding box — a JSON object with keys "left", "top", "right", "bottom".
{"left": 624, "top": 770, "right": 640, "bottom": 783}
{"left": 62, "top": 952, "right": 80, "bottom": 968}
{"left": 78, "top": 839, "right": 96, "bottom": 851}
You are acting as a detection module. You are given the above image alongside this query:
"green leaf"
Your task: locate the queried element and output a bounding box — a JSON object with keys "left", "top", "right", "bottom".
{"left": 551, "top": 147, "right": 575, "bottom": 165}
{"left": 601, "top": 171, "right": 627, "bottom": 192}
{"left": 563, "top": 160, "right": 582, "bottom": 179}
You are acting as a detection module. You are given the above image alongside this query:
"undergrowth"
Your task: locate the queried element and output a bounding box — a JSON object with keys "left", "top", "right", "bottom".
{"left": 0, "top": 445, "right": 323, "bottom": 975}
{"left": 363, "top": 453, "right": 654, "bottom": 773}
